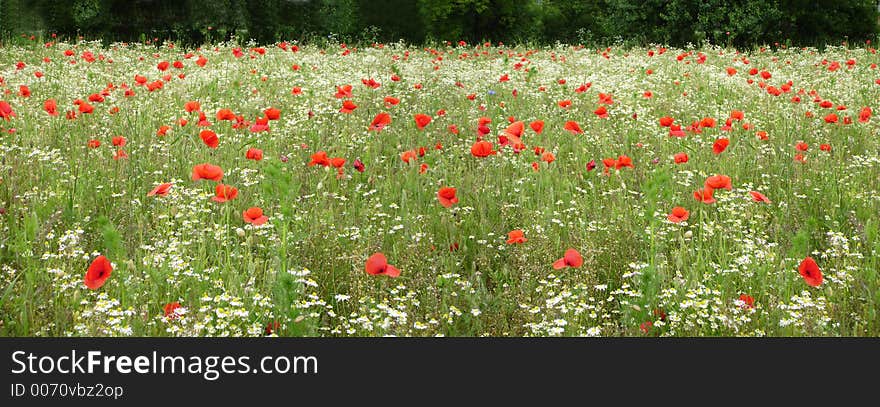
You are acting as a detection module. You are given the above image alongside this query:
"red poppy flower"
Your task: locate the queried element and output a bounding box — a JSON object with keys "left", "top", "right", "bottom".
{"left": 334, "top": 85, "right": 353, "bottom": 99}
{"left": 243, "top": 207, "right": 268, "bottom": 225}
{"left": 359, "top": 77, "right": 380, "bottom": 89}
{"left": 705, "top": 175, "right": 732, "bottom": 190}
{"left": 437, "top": 187, "right": 458, "bottom": 208}
{"left": 246, "top": 148, "right": 263, "bottom": 161}
{"left": 471, "top": 140, "right": 497, "bottom": 157}
{"left": 78, "top": 102, "right": 94, "bottom": 114}
{"left": 564, "top": 120, "right": 583, "bottom": 134}
{"left": 250, "top": 117, "right": 269, "bottom": 133}
{"left": 594, "top": 105, "right": 608, "bottom": 118}
{"left": 199, "top": 129, "right": 219, "bottom": 148}
{"left": 216, "top": 108, "right": 236, "bottom": 121}
{"left": 541, "top": 151, "right": 556, "bottom": 164}
{"left": 191, "top": 163, "right": 223, "bottom": 182}
{"left": 365, "top": 253, "right": 401, "bottom": 278}
{"left": 504, "top": 121, "right": 524, "bottom": 138}
{"left": 738, "top": 294, "right": 755, "bottom": 309}
{"left": 330, "top": 157, "right": 346, "bottom": 168}
{"left": 659, "top": 116, "right": 673, "bottom": 127}
{"left": 84, "top": 255, "right": 113, "bottom": 290}
{"left": 749, "top": 191, "right": 771, "bottom": 203}
{"left": 652, "top": 308, "right": 667, "bottom": 322}
{"left": 89, "top": 93, "right": 104, "bottom": 103}
{"left": 212, "top": 184, "right": 239, "bottom": 203}
{"left": 552, "top": 248, "right": 583, "bottom": 269}
{"left": 369, "top": 112, "right": 392, "bottom": 131}
{"left": 798, "top": 257, "right": 823, "bottom": 287}
{"left": 44, "top": 99, "right": 58, "bottom": 116}
{"left": 263, "top": 321, "right": 281, "bottom": 336}
{"left": 414, "top": 114, "right": 432, "bottom": 130}
{"left": 384, "top": 96, "right": 400, "bottom": 107}
{"left": 264, "top": 107, "right": 281, "bottom": 120}
{"left": 857, "top": 106, "right": 872, "bottom": 123}
{"left": 400, "top": 150, "right": 417, "bottom": 163}
{"left": 615, "top": 155, "right": 633, "bottom": 169}
{"left": 674, "top": 152, "right": 689, "bottom": 164}
{"left": 506, "top": 229, "right": 527, "bottom": 244}
{"left": 669, "top": 125, "right": 686, "bottom": 137}
{"left": 694, "top": 187, "right": 716, "bottom": 204}
{"left": 730, "top": 110, "right": 744, "bottom": 121}
{"left": 308, "top": 151, "right": 330, "bottom": 167}
{"left": 530, "top": 120, "right": 544, "bottom": 134}
{"left": 163, "top": 302, "right": 182, "bottom": 318}
{"left": 183, "top": 101, "right": 201, "bottom": 113}
{"left": 667, "top": 206, "right": 690, "bottom": 223}
{"left": 147, "top": 182, "right": 172, "bottom": 197}
{"left": 601, "top": 158, "right": 618, "bottom": 174}
{"left": 353, "top": 159, "right": 365, "bottom": 172}
{"left": 713, "top": 138, "right": 730, "bottom": 154}
{"left": 340, "top": 100, "right": 358, "bottom": 113}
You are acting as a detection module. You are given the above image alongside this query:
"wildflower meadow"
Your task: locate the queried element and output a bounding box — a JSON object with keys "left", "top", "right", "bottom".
{"left": 1, "top": 38, "right": 879, "bottom": 337}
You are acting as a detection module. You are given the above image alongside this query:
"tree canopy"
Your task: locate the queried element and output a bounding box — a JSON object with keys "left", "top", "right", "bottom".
{"left": 1, "top": 0, "right": 877, "bottom": 47}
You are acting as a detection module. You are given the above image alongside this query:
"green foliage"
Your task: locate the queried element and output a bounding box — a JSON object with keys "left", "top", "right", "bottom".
{"left": 1, "top": 0, "right": 878, "bottom": 46}
{"left": 95, "top": 216, "right": 125, "bottom": 259}
{"left": 0, "top": 0, "right": 47, "bottom": 38}
{"left": 71, "top": 0, "right": 105, "bottom": 29}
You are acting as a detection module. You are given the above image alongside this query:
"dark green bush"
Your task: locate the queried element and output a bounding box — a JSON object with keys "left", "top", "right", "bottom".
{"left": 0, "top": 0, "right": 877, "bottom": 47}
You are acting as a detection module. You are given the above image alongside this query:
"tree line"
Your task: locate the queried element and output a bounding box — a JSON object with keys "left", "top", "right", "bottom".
{"left": 1, "top": 0, "right": 877, "bottom": 47}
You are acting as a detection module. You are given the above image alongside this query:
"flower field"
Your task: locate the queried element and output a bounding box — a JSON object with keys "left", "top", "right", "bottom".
{"left": 1, "top": 39, "right": 879, "bottom": 337}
